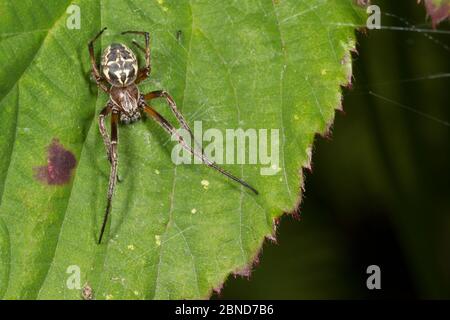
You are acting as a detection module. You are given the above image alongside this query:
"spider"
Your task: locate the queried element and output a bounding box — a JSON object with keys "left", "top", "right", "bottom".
{"left": 88, "top": 28, "right": 258, "bottom": 244}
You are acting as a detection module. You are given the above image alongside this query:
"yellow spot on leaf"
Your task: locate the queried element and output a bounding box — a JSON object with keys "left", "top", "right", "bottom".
{"left": 155, "top": 235, "right": 161, "bottom": 246}
{"left": 154, "top": 169, "right": 160, "bottom": 175}
{"left": 106, "top": 294, "right": 113, "bottom": 300}
{"left": 191, "top": 208, "right": 197, "bottom": 214}
{"left": 127, "top": 244, "right": 135, "bottom": 251}
{"left": 201, "top": 180, "right": 209, "bottom": 190}
{"left": 157, "top": 0, "right": 169, "bottom": 12}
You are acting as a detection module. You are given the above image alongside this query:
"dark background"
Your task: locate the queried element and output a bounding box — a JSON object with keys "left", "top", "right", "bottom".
{"left": 218, "top": 0, "right": 450, "bottom": 299}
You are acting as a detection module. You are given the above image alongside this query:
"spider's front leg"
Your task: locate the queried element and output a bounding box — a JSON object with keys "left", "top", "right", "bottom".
{"left": 122, "top": 30, "right": 151, "bottom": 84}
{"left": 143, "top": 90, "right": 192, "bottom": 138}
{"left": 140, "top": 101, "right": 258, "bottom": 195}
{"left": 88, "top": 27, "right": 110, "bottom": 93}
{"left": 98, "top": 103, "right": 113, "bottom": 162}
{"left": 142, "top": 90, "right": 203, "bottom": 153}
{"left": 98, "top": 111, "right": 120, "bottom": 244}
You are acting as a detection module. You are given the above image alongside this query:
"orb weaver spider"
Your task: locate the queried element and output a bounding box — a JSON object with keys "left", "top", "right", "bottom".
{"left": 88, "top": 28, "right": 258, "bottom": 244}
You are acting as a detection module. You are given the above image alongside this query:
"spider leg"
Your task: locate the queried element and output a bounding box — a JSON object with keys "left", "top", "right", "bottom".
{"left": 98, "top": 103, "right": 113, "bottom": 163}
{"left": 98, "top": 111, "right": 120, "bottom": 244}
{"left": 88, "top": 27, "right": 110, "bottom": 93}
{"left": 142, "top": 90, "right": 202, "bottom": 152}
{"left": 122, "top": 30, "right": 150, "bottom": 84}
{"left": 130, "top": 40, "right": 146, "bottom": 54}
{"left": 141, "top": 103, "right": 258, "bottom": 195}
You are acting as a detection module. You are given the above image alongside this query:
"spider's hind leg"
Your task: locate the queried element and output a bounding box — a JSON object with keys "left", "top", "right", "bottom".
{"left": 88, "top": 27, "right": 110, "bottom": 93}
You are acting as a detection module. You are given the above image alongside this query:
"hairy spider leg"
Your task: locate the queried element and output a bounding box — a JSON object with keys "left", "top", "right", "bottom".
{"left": 143, "top": 90, "right": 203, "bottom": 153}
{"left": 141, "top": 102, "right": 258, "bottom": 195}
{"left": 88, "top": 27, "right": 110, "bottom": 93}
{"left": 98, "top": 111, "right": 119, "bottom": 244}
{"left": 98, "top": 104, "right": 113, "bottom": 163}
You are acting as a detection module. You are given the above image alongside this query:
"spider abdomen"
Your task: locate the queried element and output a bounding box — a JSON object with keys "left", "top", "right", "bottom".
{"left": 101, "top": 43, "right": 138, "bottom": 87}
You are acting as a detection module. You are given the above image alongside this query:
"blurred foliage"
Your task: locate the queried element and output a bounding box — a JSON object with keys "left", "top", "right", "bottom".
{"left": 219, "top": 0, "right": 450, "bottom": 299}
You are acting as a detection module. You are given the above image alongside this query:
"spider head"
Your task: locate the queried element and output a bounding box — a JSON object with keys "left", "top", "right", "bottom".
{"left": 101, "top": 43, "right": 138, "bottom": 87}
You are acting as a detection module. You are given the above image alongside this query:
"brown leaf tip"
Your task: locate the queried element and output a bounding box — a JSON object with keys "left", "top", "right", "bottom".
{"left": 355, "top": 0, "right": 371, "bottom": 7}
{"left": 423, "top": 0, "right": 450, "bottom": 28}
{"left": 34, "top": 139, "right": 77, "bottom": 185}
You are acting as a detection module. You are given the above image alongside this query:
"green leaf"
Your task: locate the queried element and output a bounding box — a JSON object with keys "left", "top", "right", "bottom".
{"left": 0, "top": 0, "right": 366, "bottom": 299}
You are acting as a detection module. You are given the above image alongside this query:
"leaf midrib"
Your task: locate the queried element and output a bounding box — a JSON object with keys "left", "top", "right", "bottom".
{"left": 152, "top": 0, "right": 195, "bottom": 300}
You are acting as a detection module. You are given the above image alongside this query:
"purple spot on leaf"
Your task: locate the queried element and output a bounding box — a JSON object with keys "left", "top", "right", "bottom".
{"left": 34, "top": 139, "right": 77, "bottom": 185}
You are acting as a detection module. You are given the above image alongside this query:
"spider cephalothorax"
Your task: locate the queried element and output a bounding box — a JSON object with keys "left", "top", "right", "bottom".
{"left": 110, "top": 85, "right": 141, "bottom": 123}
{"left": 88, "top": 28, "right": 258, "bottom": 244}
